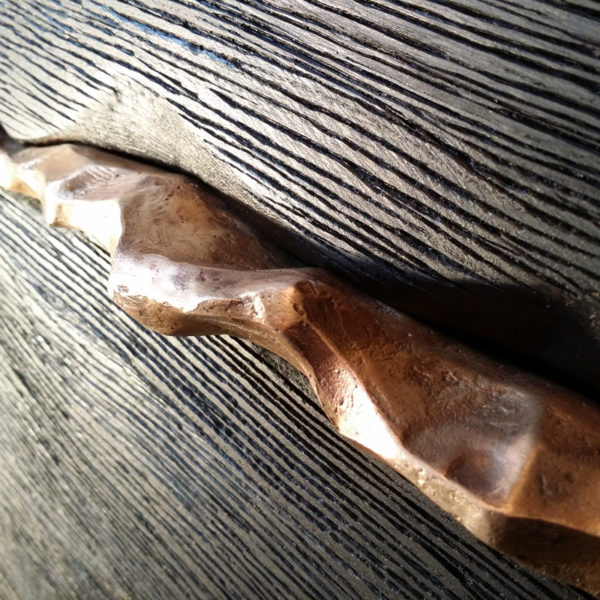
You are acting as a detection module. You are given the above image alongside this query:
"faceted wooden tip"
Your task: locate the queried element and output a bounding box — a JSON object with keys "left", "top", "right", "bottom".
{"left": 1, "top": 137, "right": 599, "bottom": 596}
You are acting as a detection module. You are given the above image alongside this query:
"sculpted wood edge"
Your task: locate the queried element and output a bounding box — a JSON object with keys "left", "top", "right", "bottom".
{"left": 1, "top": 135, "right": 599, "bottom": 596}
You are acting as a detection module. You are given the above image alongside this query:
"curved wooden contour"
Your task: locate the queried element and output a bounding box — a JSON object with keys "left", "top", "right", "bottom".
{"left": 1, "top": 138, "right": 599, "bottom": 596}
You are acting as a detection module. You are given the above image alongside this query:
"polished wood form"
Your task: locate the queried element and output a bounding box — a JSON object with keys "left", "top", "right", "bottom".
{"left": 1, "top": 138, "right": 599, "bottom": 596}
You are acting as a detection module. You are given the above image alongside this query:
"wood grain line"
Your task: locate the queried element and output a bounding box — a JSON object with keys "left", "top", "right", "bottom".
{"left": 1, "top": 0, "right": 598, "bottom": 389}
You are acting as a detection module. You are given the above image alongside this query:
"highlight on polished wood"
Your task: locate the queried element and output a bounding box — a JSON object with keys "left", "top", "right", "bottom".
{"left": 1, "top": 134, "right": 599, "bottom": 596}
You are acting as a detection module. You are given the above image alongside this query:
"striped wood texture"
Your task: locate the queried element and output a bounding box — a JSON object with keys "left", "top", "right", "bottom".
{"left": 0, "top": 0, "right": 599, "bottom": 598}
{"left": 0, "top": 0, "right": 598, "bottom": 391}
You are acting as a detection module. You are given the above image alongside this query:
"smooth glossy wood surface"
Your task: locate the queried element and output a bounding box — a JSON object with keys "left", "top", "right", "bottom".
{"left": 0, "top": 0, "right": 598, "bottom": 392}
{"left": 0, "top": 187, "right": 590, "bottom": 600}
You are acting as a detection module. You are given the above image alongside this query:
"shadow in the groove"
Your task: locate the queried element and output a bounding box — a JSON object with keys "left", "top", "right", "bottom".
{"left": 240, "top": 207, "right": 600, "bottom": 400}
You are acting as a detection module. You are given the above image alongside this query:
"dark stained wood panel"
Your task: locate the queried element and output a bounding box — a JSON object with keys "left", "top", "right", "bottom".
{"left": 1, "top": 1, "right": 599, "bottom": 598}
{"left": 0, "top": 0, "right": 598, "bottom": 391}
{"left": 0, "top": 188, "right": 589, "bottom": 600}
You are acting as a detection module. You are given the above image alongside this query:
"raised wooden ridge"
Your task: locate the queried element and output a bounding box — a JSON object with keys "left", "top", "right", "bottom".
{"left": 0, "top": 186, "right": 588, "bottom": 599}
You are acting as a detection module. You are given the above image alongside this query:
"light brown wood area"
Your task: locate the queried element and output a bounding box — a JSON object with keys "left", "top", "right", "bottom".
{"left": 0, "top": 188, "right": 588, "bottom": 599}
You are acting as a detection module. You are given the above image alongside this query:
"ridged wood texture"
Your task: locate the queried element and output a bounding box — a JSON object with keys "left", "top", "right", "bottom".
{"left": 0, "top": 1, "right": 599, "bottom": 598}
{"left": 0, "top": 188, "right": 590, "bottom": 600}
{"left": 0, "top": 0, "right": 599, "bottom": 392}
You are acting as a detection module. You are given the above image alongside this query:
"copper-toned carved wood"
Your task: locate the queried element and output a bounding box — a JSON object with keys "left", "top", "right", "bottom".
{"left": 1, "top": 137, "right": 599, "bottom": 596}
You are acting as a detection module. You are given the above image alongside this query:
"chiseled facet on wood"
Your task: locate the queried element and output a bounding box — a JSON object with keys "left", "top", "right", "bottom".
{"left": 1, "top": 136, "right": 599, "bottom": 596}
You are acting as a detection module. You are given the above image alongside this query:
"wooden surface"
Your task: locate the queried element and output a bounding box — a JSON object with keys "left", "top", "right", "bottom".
{"left": 0, "top": 0, "right": 599, "bottom": 598}
{"left": 0, "top": 0, "right": 599, "bottom": 392}
{"left": 0, "top": 188, "right": 590, "bottom": 600}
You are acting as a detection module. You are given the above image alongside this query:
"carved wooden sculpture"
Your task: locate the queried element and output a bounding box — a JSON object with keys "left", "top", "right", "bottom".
{"left": 1, "top": 135, "right": 599, "bottom": 596}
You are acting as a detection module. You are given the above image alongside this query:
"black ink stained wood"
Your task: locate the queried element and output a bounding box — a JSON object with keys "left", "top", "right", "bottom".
{"left": 0, "top": 0, "right": 598, "bottom": 598}
{"left": 0, "top": 0, "right": 599, "bottom": 392}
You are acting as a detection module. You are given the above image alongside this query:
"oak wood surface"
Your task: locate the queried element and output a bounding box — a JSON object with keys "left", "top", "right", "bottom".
{"left": 0, "top": 0, "right": 598, "bottom": 391}
{"left": 0, "top": 188, "right": 589, "bottom": 600}
{"left": 0, "top": 0, "right": 599, "bottom": 598}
